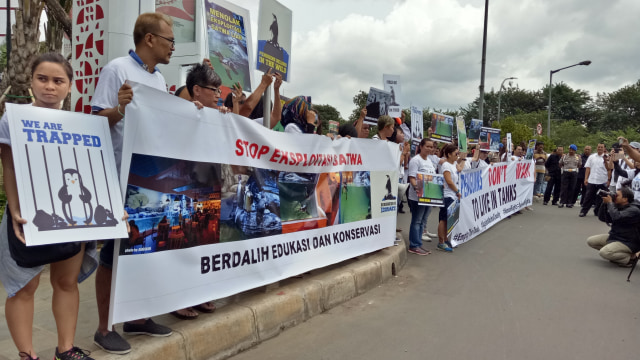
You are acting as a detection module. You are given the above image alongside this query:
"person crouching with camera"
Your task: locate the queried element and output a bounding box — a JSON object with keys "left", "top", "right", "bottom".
{"left": 586, "top": 187, "right": 640, "bottom": 267}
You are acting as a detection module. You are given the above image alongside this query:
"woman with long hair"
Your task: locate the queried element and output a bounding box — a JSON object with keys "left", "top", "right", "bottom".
{"left": 437, "top": 144, "right": 463, "bottom": 252}
{"left": 406, "top": 138, "right": 437, "bottom": 255}
{"left": 0, "top": 53, "right": 97, "bottom": 360}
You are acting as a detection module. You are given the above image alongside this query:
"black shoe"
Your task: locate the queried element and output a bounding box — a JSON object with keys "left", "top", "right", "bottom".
{"left": 558, "top": 204, "right": 564, "bottom": 208}
{"left": 579, "top": 212, "right": 586, "bottom": 217}
{"left": 567, "top": 204, "right": 573, "bottom": 208}
{"left": 543, "top": 202, "right": 548, "bottom": 205}
{"left": 551, "top": 202, "right": 558, "bottom": 206}
{"left": 398, "top": 209, "right": 405, "bottom": 214}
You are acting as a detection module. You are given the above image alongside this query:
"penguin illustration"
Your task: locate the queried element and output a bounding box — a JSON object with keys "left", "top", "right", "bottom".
{"left": 384, "top": 175, "right": 394, "bottom": 200}
{"left": 269, "top": 14, "right": 279, "bottom": 48}
{"left": 58, "top": 169, "right": 93, "bottom": 225}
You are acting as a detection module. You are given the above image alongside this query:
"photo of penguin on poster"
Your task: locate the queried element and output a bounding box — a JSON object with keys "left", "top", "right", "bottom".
{"left": 6, "top": 104, "right": 128, "bottom": 246}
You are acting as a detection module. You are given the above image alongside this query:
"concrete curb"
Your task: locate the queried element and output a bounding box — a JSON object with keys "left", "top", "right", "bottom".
{"left": 93, "top": 244, "right": 407, "bottom": 360}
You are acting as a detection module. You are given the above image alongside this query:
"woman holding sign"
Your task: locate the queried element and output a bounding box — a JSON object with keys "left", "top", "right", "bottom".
{"left": 0, "top": 53, "right": 96, "bottom": 360}
{"left": 437, "top": 144, "right": 463, "bottom": 253}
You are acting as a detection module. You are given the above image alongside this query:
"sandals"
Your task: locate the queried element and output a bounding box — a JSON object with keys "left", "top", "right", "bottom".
{"left": 171, "top": 308, "right": 199, "bottom": 320}
{"left": 193, "top": 302, "right": 216, "bottom": 313}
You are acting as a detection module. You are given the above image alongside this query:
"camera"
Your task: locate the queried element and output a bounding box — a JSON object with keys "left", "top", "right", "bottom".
{"left": 597, "top": 189, "right": 615, "bottom": 199}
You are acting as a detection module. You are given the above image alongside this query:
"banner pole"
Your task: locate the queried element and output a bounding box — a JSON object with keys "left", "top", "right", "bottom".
{"left": 263, "top": 83, "right": 272, "bottom": 128}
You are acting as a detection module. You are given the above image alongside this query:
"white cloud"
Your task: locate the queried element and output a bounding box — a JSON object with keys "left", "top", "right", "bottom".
{"left": 236, "top": 0, "right": 640, "bottom": 119}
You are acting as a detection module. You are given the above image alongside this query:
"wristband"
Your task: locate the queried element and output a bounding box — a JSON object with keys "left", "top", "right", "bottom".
{"left": 117, "top": 104, "right": 125, "bottom": 117}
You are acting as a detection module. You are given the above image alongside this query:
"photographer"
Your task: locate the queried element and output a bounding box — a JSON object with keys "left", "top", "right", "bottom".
{"left": 586, "top": 187, "right": 640, "bottom": 267}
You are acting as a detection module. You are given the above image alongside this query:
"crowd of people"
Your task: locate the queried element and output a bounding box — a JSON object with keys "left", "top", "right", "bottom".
{"left": 1, "top": 10, "right": 639, "bottom": 360}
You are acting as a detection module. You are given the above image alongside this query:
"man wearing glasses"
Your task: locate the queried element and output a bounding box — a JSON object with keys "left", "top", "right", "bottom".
{"left": 91, "top": 12, "right": 176, "bottom": 355}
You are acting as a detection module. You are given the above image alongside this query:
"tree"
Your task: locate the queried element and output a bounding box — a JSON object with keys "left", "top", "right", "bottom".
{"left": 314, "top": 104, "right": 343, "bottom": 135}
{"left": 43, "top": 0, "right": 72, "bottom": 53}
{"left": 0, "top": 43, "right": 6, "bottom": 73}
{"left": 460, "top": 86, "right": 543, "bottom": 124}
{"left": 542, "top": 82, "right": 593, "bottom": 125}
{"left": 348, "top": 90, "right": 368, "bottom": 123}
{"left": 0, "top": 0, "right": 45, "bottom": 113}
{"left": 591, "top": 80, "right": 640, "bottom": 132}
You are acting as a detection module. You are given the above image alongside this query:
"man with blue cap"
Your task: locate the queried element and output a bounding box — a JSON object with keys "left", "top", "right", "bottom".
{"left": 559, "top": 144, "right": 582, "bottom": 208}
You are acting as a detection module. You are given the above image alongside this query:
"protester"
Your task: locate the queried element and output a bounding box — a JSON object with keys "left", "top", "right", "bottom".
{"left": 511, "top": 145, "right": 524, "bottom": 161}
{"left": 372, "top": 115, "right": 395, "bottom": 140}
{"left": 407, "top": 139, "right": 437, "bottom": 255}
{"left": 167, "top": 63, "right": 223, "bottom": 320}
{"left": 437, "top": 144, "right": 462, "bottom": 252}
{"left": 579, "top": 143, "right": 611, "bottom": 217}
{"left": 388, "top": 125, "right": 410, "bottom": 213}
{"left": 281, "top": 96, "right": 318, "bottom": 134}
{"left": 0, "top": 53, "right": 96, "bottom": 360}
{"left": 90, "top": 12, "right": 175, "bottom": 354}
{"left": 543, "top": 146, "right": 563, "bottom": 206}
{"left": 587, "top": 188, "right": 640, "bottom": 267}
{"left": 235, "top": 69, "right": 282, "bottom": 128}
{"left": 469, "top": 147, "right": 490, "bottom": 169}
{"left": 575, "top": 145, "right": 591, "bottom": 205}
{"left": 533, "top": 142, "right": 547, "bottom": 197}
{"left": 558, "top": 144, "right": 581, "bottom": 208}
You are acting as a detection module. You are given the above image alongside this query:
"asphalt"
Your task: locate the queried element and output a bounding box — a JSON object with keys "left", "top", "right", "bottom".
{"left": 228, "top": 198, "right": 640, "bottom": 360}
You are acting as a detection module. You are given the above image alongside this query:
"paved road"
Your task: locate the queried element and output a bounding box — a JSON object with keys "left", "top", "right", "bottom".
{"left": 230, "top": 203, "right": 640, "bottom": 360}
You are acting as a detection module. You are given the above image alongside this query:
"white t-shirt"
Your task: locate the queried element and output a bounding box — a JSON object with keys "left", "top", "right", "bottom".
{"left": 427, "top": 154, "right": 440, "bottom": 171}
{"left": 584, "top": 153, "right": 609, "bottom": 184}
{"left": 407, "top": 154, "right": 436, "bottom": 202}
{"left": 91, "top": 52, "right": 167, "bottom": 173}
{"left": 284, "top": 123, "right": 303, "bottom": 133}
{"left": 441, "top": 161, "right": 459, "bottom": 199}
{"left": 470, "top": 159, "right": 489, "bottom": 169}
{"left": 0, "top": 104, "right": 33, "bottom": 146}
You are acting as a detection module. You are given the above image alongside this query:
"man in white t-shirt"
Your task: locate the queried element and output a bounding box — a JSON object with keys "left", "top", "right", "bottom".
{"left": 580, "top": 143, "right": 611, "bottom": 217}
{"left": 91, "top": 12, "right": 175, "bottom": 354}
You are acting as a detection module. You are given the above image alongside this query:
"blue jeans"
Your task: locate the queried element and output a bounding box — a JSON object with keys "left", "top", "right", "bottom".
{"left": 409, "top": 199, "right": 432, "bottom": 249}
{"left": 534, "top": 173, "right": 545, "bottom": 194}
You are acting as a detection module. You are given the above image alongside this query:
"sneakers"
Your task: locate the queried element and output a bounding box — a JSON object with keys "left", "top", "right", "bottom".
{"left": 94, "top": 331, "right": 131, "bottom": 355}
{"left": 424, "top": 231, "right": 437, "bottom": 238}
{"left": 408, "top": 247, "right": 431, "bottom": 255}
{"left": 54, "top": 346, "right": 93, "bottom": 360}
{"left": 421, "top": 234, "right": 432, "bottom": 242}
{"left": 123, "top": 319, "right": 173, "bottom": 337}
{"left": 436, "top": 243, "right": 453, "bottom": 252}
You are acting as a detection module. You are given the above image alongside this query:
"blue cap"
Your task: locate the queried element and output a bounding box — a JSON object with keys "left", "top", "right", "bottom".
{"left": 570, "top": 144, "right": 577, "bottom": 151}
{"left": 498, "top": 143, "right": 504, "bottom": 148}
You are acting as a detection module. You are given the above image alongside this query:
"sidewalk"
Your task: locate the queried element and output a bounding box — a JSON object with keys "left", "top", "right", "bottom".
{"left": 0, "top": 211, "right": 414, "bottom": 360}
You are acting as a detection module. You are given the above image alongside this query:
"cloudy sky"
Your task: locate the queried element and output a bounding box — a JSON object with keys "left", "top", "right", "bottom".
{"left": 234, "top": 0, "right": 638, "bottom": 119}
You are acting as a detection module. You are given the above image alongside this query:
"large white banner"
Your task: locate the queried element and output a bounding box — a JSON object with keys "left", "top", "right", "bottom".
{"left": 451, "top": 160, "right": 535, "bottom": 247}
{"left": 6, "top": 104, "right": 127, "bottom": 246}
{"left": 109, "top": 83, "right": 400, "bottom": 325}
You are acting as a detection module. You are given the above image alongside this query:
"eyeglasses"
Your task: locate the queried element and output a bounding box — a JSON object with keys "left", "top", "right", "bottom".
{"left": 151, "top": 33, "right": 175, "bottom": 48}
{"left": 200, "top": 85, "right": 222, "bottom": 94}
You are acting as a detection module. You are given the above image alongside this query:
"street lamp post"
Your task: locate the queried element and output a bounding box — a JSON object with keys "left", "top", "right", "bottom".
{"left": 497, "top": 76, "right": 517, "bottom": 123}
{"left": 547, "top": 60, "right": 591, "bottom": 137}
